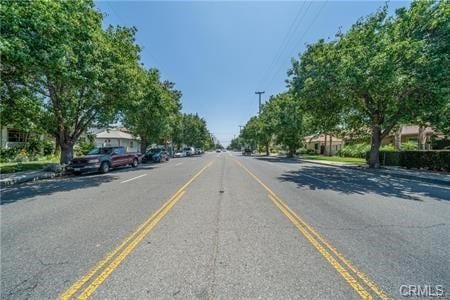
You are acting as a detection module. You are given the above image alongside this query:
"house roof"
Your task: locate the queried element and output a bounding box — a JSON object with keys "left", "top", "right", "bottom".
{"left": 399, "top": 125, "right": 434, "bottom": 135}
{"left": 304, "top": 134, "right": 343, "bottom": 143}
{"left": 96, "top": 129, "right": 140, "bottom": 140}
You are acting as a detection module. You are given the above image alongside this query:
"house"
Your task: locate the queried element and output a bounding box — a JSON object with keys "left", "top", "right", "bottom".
{"left": 94, "top": 128, "right": 140, "bottom": 152}
{"left": 0, "top": 127, "right": 47, "bottom": 149}
{"left": 382, "top": 125, "right": 444, "bottom": 150}
{"left": 304, "top": 134, "right": 344, "bottom": 155}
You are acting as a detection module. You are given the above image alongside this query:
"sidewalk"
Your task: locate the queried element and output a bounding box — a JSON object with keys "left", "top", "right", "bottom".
{"left": 299, "top": 158, "right": 450, "bottom": 186}
{"left": 0, "top": 164, "right": 65, "bottom": 188}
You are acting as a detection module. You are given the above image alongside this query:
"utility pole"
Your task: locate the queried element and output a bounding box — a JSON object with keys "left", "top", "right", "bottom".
{"left": 255, "top": 91, "right": 265, "bottom": 114}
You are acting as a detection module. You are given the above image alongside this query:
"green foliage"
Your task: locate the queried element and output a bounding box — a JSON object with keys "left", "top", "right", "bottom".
{"left": 337, "top": 143, "right": 371, "bottom": 158}
{"left": 401, "top": 141, "right": 419, "bottom": 150}
{"left": 367, "top": 150, "right": 450, "bottom": 171}
{"left": 172, "top": 113, "right": 213, "bottom": 149}
{"left": 74, "top": 134, "right": 96, "bottom": 156}
{"left": 121, "top": 68, "right": 183, "bottom": 151}
{"left": 289, "top": 1, "right": 450, "bottom": 168}
{"left": 373, "top": 150, "right": 450, "bottom": 171}
{"left": 229, "top": 137, "right": 245, "bottom": 151}
{"left": 1, "top": 0, "right": 141, "bottom": 163}
{"left": 266, "top": 92, "right": 304, "bottom": 156}
{"left": 432, "top": 138, "right": 450, "bottom": 150}
{"left": 380, "top": 144, "right": 395, "bottom": 151}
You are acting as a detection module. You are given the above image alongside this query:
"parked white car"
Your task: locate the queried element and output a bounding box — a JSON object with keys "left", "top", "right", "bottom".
{"left": 174, "top": 151, "right": 187, "bottom": 158}
{"left": 183, "top": 147, "right": 194, "bottom": 156}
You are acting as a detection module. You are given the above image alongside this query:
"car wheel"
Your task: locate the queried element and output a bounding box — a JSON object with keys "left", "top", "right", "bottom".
{"left": 100, "top": 162, "right": 110, "bottom": 173}
{"left": 132, "top": 158, "right": 138, "bottom": 167}
{"left": 73, "top": 171, "right": 82, "bottom": 176}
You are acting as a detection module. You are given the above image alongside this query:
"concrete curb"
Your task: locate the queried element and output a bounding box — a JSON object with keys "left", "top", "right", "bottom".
{"left": 298, "top": 158, "right": 450, "bottom": 186}
{"left": 0, "top": 171, "right": 62, "bottom": 188}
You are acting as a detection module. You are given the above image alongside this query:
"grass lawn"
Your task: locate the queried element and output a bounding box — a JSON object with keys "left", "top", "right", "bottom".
{"left": 301, "top": 155, "right": 366, "bottom": 165}
{"left": 0, "top": 160, "right": 58, "bottom": 174}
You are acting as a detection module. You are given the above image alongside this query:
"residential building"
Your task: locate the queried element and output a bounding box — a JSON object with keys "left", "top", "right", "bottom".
{"left": 382, "top": 125, "right": 444, "bottom": 150}
{"left": 94, "top": 128, "right": 140, "bottom": 152}
{"left": 304, "top": 134, "right": 344, "bottom": 155}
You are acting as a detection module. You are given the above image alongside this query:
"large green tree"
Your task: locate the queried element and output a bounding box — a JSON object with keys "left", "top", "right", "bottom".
{"left": 1, "top": 0, "right": 140, "bottom": 163}
{"left": 267, "top": 92, "right": 304, "bottom": 157}
{"left": 121, "top": 68, "right": 182, "bottom": 152}
{"left": 290, "top": 1, "right": 449, "bottom": 168}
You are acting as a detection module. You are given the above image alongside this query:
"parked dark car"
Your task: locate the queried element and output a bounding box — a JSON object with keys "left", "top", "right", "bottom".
{"left": 67, "top": 146, "right": 141, "bottom": 175}
{"left": 152, "top": 149, "right": 170, "bottom": 163}
{"left": 142, "top": 148, "right": 170, "bottom": 163}
{"left": 242, "top": 148, "right": 252, "bottom": 156}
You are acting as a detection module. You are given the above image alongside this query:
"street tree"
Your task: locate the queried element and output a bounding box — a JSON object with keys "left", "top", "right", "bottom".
{"left": 290, "top": 1, "right": 449, "bottom": 167}
{"left": 1, "top": 0, "right": 140, "bottom": 163}
{"left": 267, "top": 92, "right": 304, "bottom": 157}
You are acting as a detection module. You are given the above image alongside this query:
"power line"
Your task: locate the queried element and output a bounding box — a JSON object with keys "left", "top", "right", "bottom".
{"left": 258, "top": 1, "right": 313, "bottom": 91}
{"left": 257, "top": 2, "right": 307, "bottom": 90}
{"left": 266, "top": 0, "right": 328, "bottom": 92}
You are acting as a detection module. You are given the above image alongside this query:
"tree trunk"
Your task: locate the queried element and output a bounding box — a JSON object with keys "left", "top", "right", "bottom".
{"left": 60, "top": 142, "right": 74, "bottom": 165}
{"left": 266, "top": 141, "right": 269, "bottom": 156}
{"left": 323, "top": 133, "right": 327, "bottom": 156}
{"left": 368, "top": 125, "right": 382, "bottom": 168}
{"left": 394, "top": 128, "right": 401, "bottom": 150}
{"left": 287, "top": 146, "right": 295, "bottom": 157}
{"left": 140, "top": 136, "right": 148, "bottom": 153}
{"left": 54, "top": 136, "right": 60, "bottom": 155}
{"left": 418, "top": 126, "right": 425, "bottom": 150}
{"left": 329, "top": 135, "right": 333, "bottom": 156}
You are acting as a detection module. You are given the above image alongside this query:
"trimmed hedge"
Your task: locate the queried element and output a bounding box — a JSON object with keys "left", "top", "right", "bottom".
{"left": 366, "top": 150, "right": 450, "bottom": 171}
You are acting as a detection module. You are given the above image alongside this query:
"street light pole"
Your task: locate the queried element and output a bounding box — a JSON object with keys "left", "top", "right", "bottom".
{"left": 255, "top": 91, "right": 265, "bottom": 114}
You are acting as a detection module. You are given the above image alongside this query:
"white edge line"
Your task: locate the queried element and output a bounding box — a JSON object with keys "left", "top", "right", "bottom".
{"left": 120, "top": 174, "right": 147, "bottom": 183}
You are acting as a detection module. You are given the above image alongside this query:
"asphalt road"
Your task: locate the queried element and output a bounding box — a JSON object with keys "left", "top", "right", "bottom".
{"left": 1, "top": 152, "right": 449, "bottom": 299}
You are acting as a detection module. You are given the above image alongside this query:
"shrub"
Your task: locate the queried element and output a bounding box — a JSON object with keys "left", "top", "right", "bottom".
{"left": 0, "top": 147, "right": 20, "bottom": 162}
{"left": 380, "top": 144, "right": 395, "bottom": 151}
{"left": 431, "top": 138, "right": 450, "bottom": 150}
{"left": 306, "top": 149, "right": 316, "bottom": 155}
{"left": 15, "top": 149, "right": 29, "bottom": 162}
{"left": 366, "top": 150, "right": 450, "bottom": 171}
{"left": 401, "top": 141, "right": 418, "bottom": 150}
{"left": 297, "top": 148, "right": 309, "bottom": 155}
{"left": 337, "top": 143, "right": 370, "bottom": 158}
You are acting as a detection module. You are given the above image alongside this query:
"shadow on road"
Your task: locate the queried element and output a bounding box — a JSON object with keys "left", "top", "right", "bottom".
{"left": 253, "top": 156, "right": 300, "bottom": 164}
{"left": 1, "top": 165, "right": 156, "bottom": 205}
{"left": 278, "top": 165, "right": 450, "bottom": 202}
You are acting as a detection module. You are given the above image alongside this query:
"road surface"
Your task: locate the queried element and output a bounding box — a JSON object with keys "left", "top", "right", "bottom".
{"left": 1, "top": 152, "right": 449, "bottom": 299}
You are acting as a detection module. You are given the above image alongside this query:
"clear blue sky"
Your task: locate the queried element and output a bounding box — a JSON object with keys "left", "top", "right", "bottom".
{"left": 95, "top": 1, "right": 410, "bottom": 146}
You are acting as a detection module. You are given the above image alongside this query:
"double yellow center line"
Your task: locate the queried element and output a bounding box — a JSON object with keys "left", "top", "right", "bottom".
{"left": 60, "top": 161, "right": 213, "bottom": 300}
{"left": 233, "top": 159, "right": 389, "bottom": 300}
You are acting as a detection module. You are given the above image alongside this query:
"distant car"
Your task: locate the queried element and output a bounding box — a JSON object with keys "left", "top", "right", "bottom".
{"left": 184, "top": 147, "right": 194, "bottom": 156}
{"left": 68, "top": 146, "right": 141, "bottom": 175}
{"left": 216, "top": 149, "right": 221, "bottom": 153}
{"left": 242, "top": 148, "right": 252, "bottom": 156}
{"left": 174, "top": 150, "right": 187, "bottom": 158}
{"left": 195, "top": 148, "right": 204, "bottom": 155}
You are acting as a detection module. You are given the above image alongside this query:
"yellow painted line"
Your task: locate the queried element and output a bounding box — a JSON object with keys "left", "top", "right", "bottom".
{"left": 77, "top": 191, "right": 186, "bottom": 299}
{"left": 233, "top": 158, "right": 389, "bottom": 300}
{"left": 273, "top": 192, "right": 389, "bottom": 300}
{"left": 60, "top": 161, "right": 213, "bottom": 300}
{"left": 268, "top": 194, "right": 371, "bottom": 299}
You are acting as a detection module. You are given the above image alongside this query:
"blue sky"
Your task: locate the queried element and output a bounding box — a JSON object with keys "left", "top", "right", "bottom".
{"left": 95, "top": 1, "right": 410, "bottom": 146}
